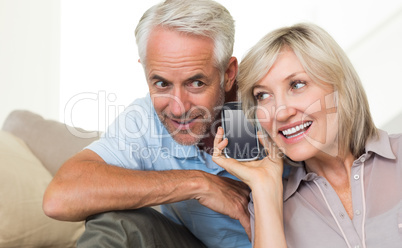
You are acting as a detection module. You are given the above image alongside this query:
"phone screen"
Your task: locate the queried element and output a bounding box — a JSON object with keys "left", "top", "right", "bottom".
{"left": 221, "top": 102, "right": 260, "bottom": 161}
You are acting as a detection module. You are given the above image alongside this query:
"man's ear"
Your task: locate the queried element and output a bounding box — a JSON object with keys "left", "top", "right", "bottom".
{"left": 224, "top": 57, "right": 238, "bottom": 92}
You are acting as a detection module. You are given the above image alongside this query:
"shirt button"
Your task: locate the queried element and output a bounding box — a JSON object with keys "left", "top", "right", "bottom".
{"left": 355, "top": 210, "right": 361, "bottom": 215}
{"left": 360, "top": 157, "right": 365, "bottom": 163}
{"left": 354, "top": 174, "right": 360, "bottom": 180}
{"left": 354, "top": 245, "right": 360, "bottom": 248}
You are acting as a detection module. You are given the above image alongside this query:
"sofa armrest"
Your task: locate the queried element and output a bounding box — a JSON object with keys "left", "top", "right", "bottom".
{"left": 2, "top": 110, "right": 100, "bottom": 176}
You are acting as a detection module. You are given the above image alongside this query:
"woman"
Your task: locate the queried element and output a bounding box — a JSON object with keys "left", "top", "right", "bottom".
{"left": 212, "top": 23, "right": 402, "bottom": 248}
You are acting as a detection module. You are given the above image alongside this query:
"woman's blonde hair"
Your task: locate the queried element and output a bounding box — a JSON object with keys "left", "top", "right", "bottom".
{"left": 238, "top": 23, "right": 377, "bottom": 158}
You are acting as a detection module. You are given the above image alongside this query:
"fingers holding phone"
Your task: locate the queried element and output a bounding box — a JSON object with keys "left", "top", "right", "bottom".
{"left": 212, "top": 102, "right": 284, "bottom": 188}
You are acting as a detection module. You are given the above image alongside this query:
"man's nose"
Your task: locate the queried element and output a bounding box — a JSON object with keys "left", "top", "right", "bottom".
{"left": 169, "top": 88, "right": 190, "bottom": 117}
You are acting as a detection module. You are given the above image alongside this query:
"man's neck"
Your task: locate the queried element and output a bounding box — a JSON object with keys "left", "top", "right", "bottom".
{"left": 197, "top": 117, "right": 220, "bottom": 154}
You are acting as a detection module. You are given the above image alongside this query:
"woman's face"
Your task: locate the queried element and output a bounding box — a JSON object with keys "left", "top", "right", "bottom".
{"left": 253, "top": 47, "right": 339, "bottom": 162}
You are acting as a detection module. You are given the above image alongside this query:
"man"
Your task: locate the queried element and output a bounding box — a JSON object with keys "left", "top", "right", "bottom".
{"left": 43, "top": 0, "right": 251, "bottom": 247}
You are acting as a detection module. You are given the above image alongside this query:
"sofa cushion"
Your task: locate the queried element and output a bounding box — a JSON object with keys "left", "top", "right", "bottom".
{"left": 1, "top": 110, "right": 100, "bottom": 176}
{"left": 0, "top": 130, "right": 84, "bottom": 248}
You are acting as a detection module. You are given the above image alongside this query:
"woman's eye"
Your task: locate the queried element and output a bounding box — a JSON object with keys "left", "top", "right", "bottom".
{"left": 254, "top": 92, "right": 270, "bottom": 101}
{"left": 155, "top": 81, "right": 169, "bottom": 88}
{"left": 290, "top": 80, "right": 306, "bottom": 90}
{"left": 189, "top": 80, "right": 205, "bottom": 88}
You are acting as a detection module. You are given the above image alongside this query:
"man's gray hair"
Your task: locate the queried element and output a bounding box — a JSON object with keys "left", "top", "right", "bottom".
{"left": 135, "top": 0, "right": 235, "bottom": 73}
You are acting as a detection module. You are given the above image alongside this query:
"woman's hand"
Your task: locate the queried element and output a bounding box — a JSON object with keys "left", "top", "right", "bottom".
{"left": 212, "top": 127, "right": 284, "bottom": 190}
{"left": 212, "top": 127, "right": 287, "bottom": 248}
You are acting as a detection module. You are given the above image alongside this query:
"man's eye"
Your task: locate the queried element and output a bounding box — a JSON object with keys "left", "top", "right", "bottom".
{"left": 189, "top": 80, "right": 205, "bottom": 88}
{"left": 155, "top": 81, "right": 169, "bottom": 88}
{"left": 290, "top": 80, "right": 306, "bottom": 90}
{"left": 254, "top": 92, "right": 270, "bottom": 101}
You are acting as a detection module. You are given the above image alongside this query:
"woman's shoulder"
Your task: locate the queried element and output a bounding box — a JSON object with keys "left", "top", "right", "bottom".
{"left": 383, "top": 129, "right": 402, "bottom": 146}
{"left": 388, "top": 132, "right": 402, "bottom": 154}
{"left": 388, "top": 132, "right": 402, "bottom": 141}
{"left": 371, "top": 129, "right": 402, "bottom": 159}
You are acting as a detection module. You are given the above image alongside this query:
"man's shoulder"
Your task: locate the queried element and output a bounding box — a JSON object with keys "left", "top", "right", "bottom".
{"left": 123, "top": 94, "right": 154, "bottom": 117}
{"left": 117, "top": 94, "right": 161, "bottom": 128}
{"left": 113, "top": 94, "right": 167, "bottom": 140}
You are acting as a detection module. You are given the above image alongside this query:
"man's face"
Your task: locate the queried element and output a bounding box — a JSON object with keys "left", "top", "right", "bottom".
{"left": 145, "top": 27, "right": 227, "bottom": 145}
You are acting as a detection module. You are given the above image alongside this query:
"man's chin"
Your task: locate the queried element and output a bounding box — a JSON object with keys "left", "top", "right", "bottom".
{"left": 171, "top": 133, "right": 204, "bottom": 146}
{"left": 163, "top": 121, "right": 209, "bottom": 146}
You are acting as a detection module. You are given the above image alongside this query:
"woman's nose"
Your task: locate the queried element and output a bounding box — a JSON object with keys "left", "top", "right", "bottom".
{"left": 274, "top": 97, "right": 297, "bottom": 122}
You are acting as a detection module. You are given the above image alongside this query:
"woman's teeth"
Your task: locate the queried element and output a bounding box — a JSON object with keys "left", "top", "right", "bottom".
{"left": 281, "top": 121, "right": 312, "bottom": 138}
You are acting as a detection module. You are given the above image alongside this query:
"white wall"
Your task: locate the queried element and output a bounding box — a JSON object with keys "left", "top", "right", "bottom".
{"left": 2, "top": 0, "right": 402, "bottom": 134}
{"left": 347, "top": 7, "right": 402, "bottom": 133}
{"left": 0, "top": 0, "right": 60, "bottom": 125}
{"left": 59, "top": 0, "right": 402, "bottom": 132}
{"left": 59, "top": 1, "right": 154, "bottom": 132}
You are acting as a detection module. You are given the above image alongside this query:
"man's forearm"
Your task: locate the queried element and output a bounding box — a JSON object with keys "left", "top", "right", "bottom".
{"left": 43, "top": 150, "right": 209, "bottom": 221}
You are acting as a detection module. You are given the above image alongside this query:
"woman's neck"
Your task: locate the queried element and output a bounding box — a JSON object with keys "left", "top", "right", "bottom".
{"left": 305, "top": 151, "right": 356, "bottom": 219}
{"left": 304, "top": 151, "right": 355, "bottom": 178}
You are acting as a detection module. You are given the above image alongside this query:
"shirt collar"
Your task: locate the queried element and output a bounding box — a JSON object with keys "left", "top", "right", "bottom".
{"left": 283, "top": 165, "right": 311, "bottom": 201}
{"left": 164, "top": 135, "right": 200, "bottom": 158}
{"left": 160, "top": 127, "right": 222, "bottom": 169}
{"left": 283, "top": 129, "right": 396, "bottom": 201}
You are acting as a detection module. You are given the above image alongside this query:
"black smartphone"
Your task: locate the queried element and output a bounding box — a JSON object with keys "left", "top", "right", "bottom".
{"left": 221, "top": 102, "right": 260, "bottom": 161}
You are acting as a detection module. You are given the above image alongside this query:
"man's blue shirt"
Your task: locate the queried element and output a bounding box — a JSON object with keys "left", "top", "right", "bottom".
{"left": 86, "top": 94, "right": 251, "bottom": 248}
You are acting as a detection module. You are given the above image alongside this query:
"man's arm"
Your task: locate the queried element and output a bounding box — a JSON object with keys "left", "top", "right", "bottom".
{"left": 43, "top": 149, "right": 251, "bottom": 235}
